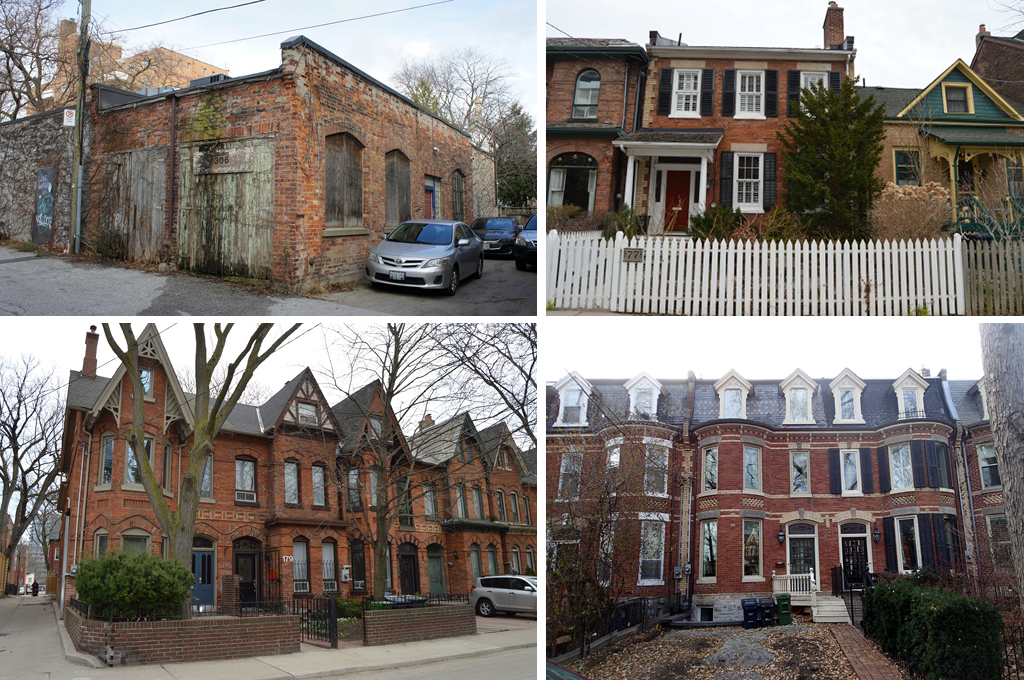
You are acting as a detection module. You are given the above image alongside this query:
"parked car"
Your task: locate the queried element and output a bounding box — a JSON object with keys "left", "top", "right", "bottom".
{"left": 365, "top": 220, "right": 483, "bottom": 296}
{"left": 470, "top": 574, "right": 537, "bottom": 617}
{"left": 547, "top": 660, "right": 591, "bottom": 680}
{"left": 469, "top": 217, "right": 520, "bottom": 256}
{"left": 514, "top": 213, "right": 537, "bottom": 270}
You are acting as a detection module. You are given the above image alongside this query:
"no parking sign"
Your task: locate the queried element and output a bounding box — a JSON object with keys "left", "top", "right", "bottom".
{"left": 63, "top": 108, "right": 75, "bottom": 127}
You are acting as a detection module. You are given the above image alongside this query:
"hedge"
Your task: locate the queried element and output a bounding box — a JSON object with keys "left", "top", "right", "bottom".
{"left": 75, "top": 551, "right": 194, "bottom": 620}
{"left": 862, "top": 577, "right": 1003, "bottom": 680}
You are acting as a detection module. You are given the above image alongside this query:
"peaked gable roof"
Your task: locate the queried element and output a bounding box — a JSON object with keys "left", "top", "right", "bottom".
{"left": 330, "top": 381, "right": 382, "bottom": 454}
{"left": 259, "top": 367, "right": 342, "bottom": 435}
{"left": 895, "top": 59, "right": 1023, "bottom": 121}
{"left": 408, "top": 412, "right": 479, "bottom": 466}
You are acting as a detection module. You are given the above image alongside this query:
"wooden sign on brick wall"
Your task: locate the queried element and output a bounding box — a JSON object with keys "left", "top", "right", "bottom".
{"left": 194, "top": 147, "right": 254, "bottom": 174}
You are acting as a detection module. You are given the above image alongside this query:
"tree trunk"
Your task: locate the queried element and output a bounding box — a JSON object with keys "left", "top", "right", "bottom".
{"left": 979, "top": 323, "right": 1024, "bottom": 621}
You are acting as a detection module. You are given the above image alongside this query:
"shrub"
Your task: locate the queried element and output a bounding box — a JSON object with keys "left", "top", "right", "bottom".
{"left": 871, "top": 181, "right": 950, "bottom": 242}
{"left": 93, "top": 220, "right": 126, "bottom": 260}
{"left": 336, "top": 597, "right": 363, "bottom": 619}
{"left": 688, "top": 205, "right": 746, "bottom": 241}
{"left": 863, "top": 576, "right": 1003, "bottom": 680}
{"left": 600, "top": 205, "right": 643, "bottom": 240}
{"left": 75, "top": 551, "right": 194, "bottom": 620}
{"left": 760, "top": 205, "right": 806, "bottom": 242}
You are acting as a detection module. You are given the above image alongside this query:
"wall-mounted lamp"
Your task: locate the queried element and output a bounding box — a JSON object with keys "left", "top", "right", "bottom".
{"left": 872, "top": 524, "right": 882, "bottom": 543}
{"left": 778, "top": 526, "right": 786, "bottom": 544}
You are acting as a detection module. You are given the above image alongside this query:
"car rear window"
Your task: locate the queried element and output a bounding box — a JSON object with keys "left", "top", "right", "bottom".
{"left": 473, "top": 218, "right": 516, "bottom": 232}
{"left": 388, "top": 222, "right": 452, "bottom": 245}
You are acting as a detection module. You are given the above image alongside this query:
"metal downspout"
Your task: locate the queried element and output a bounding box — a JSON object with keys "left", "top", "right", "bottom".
{"left": 59, "top": 510, "right": 70, "bottom": 619}
{"left": 71, "top": 442, "right": 85, "bottom": 566}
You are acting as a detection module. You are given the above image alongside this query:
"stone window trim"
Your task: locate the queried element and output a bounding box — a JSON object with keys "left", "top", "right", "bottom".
{"left": 670, "top": 68, "right": 702, "bottom": 119}
{"left": 96, "top": 432, "right": 117, "bottom": 491}
{"left": 121, "top": 527, "right": 152, "bottom": 555}
{"left": 554, "top": 372, "right": 592, "bottom": 427}
{"left": 780, "top": 369, "right": 817, "bottom": 425}
{"left": 121, "top": 436, "right": 155, "bottom": 493}
{"left": 829, "top": 369, "right": 867, "bottom": 424}
{"left": 284, "top": 458, "right": 302, "bottom": 507}
{"left": 714, "top": 370, "right": 752, "bottom": 420}
{"left": 234, "top": 455, "right": 259, "bottom": 507}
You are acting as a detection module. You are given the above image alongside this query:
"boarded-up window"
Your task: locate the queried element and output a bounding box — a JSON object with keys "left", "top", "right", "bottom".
{"left": 451, "top": 170, "right": 465, "bottom": 221}
{"left": 325, "top": 133, "right": 363, "bottom": 228}
{"left": 385, "top": 150, "right": 411, "bottom": 227}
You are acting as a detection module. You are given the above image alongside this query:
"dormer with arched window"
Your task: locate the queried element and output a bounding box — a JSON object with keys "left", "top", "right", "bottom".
{"left": 624, "top": 372, "right": 664, "bottom": 420}
{"left": 781, "top": 369, "right": 817, "bottom": 425}
{"left": 714, "top": 370, "right": 752, "bottom": 420}
{"left": 572, "top": 69, "right": 601, "bottom": 119}
{"left": 893, "top": 368, "right": 929, "bottom": 420}
{"left": 830, "top": 368, "right": 866, "bottom": 424}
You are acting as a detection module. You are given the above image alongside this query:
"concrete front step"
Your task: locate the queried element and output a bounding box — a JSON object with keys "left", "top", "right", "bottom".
{"left": 812, "top": 596, "right": 852, "bottom": 624}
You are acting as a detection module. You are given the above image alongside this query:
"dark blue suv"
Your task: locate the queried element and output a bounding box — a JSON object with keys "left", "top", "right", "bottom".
{"left": 514, "top": 213, "right": 537, "bottom": 270}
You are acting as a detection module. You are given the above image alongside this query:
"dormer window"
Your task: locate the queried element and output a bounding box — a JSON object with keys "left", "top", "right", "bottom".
{"left": 563, "top": 388, "right": 586, "bottom": 424}
{"left": 298, "top": 402, "right": 317, "bottom": 425}
{"left": 625, "top": 372, "right": 664, "bottom": 420}
{"left": 893, "top": 369, "right": 929, "bottom": 420}
{"left": 781, "top": 369, "right": 817, "bottom": 425}
{"left": 554, "top": 372, "right": 592, "bottom": 427}
{"left": 830, "top": 369, "right": 866, "bottom": 425}
{"left": 714, "top": 370, "right": 752, "bottom": 420}
{"left": 972, "top": 377, "right": 989, "bottom": 421}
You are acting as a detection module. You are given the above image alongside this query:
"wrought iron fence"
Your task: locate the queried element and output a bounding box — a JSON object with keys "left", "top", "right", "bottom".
{"left": 293, "top": 594, "right": 337, "bottom": 648}
{"left": 1004, "top": 625, "right": 1024, "bottom": 680}
{"left": 361, "top": 592, "right": 468, "bottom": 611}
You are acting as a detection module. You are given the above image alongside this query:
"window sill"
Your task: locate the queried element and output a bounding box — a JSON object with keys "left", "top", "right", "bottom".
{"left": 285, "top": 502, "right": 302, "bottom": 509}
{"left": 938, "top": 487, "right": 955, "bottom": 494}
{"left": 637, "top": 579, "right": 664, "bottom": 587}
{"left": 312, "top": 504, "right": 329, "bottom": 511}
{"left": 697, "top": 490, "right": 718, "bottom": 498}
{"left": 567, "top": 117, "right": 599, "bottom": 123}
{"left": 199, "top": 497, "right": 215, "bottom": 504}
{"left": 235, "top": 500, "right": 260, "bottom": 508}
{"left": 737, "top": 207, "right": 764, "bottom": 215}
{"left": 669, "top": 112, "right": 701, "bottom": 119}
{"left": 742, "top": 576, "right": 766, "bottom": 582}
{"left": 696, "top": 577, "right": 717, "bottom": 584}
{"left": 790, "top": 492, "right": 812, "bottom": 498}
{"left": 981, "top": 485, "right": 1003, "bottom": 493}
{"left": 120, "top": 483, "right": 146, "bottom": 492}
{"left": 842, "top": 491, "right": 864, "bottom": 498}
{"left": 743, "top": 489, "right": 766, "bottom": 496}
{"left": 647, "top": 492, "right": 669, "bottom": 499}
{"left": 834, "top": 418, "right": 866, "bottom": 425}
{"left": 734, "top": 113, "right": 766, "bottom": 120}
{"left": 94, "top": 483, "right": 112, "bottom": 492}
{"left": 553, "top": 421, "right": 587, "bottom": 428}
{"left": 323, "top": 226, "right": 369, "bottom": 238}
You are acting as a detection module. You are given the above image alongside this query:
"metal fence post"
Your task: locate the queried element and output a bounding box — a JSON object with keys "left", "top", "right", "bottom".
{"left": 328, "top": 595, "right": 338, "bottom": 649}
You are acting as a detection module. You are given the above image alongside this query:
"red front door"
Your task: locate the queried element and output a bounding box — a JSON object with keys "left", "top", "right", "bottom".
{"left": 424, "top": 187, "right": 435, "bottom": 219}
{"left": 664, "top": 171, "right": 690, "bottom": 232}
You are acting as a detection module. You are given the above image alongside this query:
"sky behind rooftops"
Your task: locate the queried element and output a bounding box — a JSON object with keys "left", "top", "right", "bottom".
{"left": 546, "top": 0, "right": 1017, "bottom": 92}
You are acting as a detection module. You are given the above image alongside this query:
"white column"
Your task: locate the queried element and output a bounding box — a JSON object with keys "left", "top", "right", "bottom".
{"left": 623, "top": 153, "right": 636, "bottom": 209}
{"left": 698, "top": 155, "right": 709, "bottom": 212}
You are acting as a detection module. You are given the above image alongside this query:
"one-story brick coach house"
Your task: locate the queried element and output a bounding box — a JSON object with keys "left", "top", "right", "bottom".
{"left": 57, "top": 325, "right": 536, "bottom": 613}
{"left": 547, "top": 366, "right": 1000, "bottom": 623}
{"left": 0, "top": 36, "right": 475, "bottom": 290}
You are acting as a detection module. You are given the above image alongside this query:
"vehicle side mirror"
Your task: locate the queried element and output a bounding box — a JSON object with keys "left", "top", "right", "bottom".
{"left": 515, "top": 224, "right": 523, "bottom": 232}
{"left": 382, "top": 231, "right": 391, "bottom": 239}
{"left": 457, "top": 238, "right": 470, "bottom": 246}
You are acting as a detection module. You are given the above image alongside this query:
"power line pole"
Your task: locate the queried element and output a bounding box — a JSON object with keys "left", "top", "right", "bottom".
{"left": 68, "top": 0, "right": 91, "bottom": 254}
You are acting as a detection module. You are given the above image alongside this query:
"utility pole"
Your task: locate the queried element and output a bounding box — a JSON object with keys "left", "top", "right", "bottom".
{"left": 68, "top": 0, "right": 91, "bottom": 254}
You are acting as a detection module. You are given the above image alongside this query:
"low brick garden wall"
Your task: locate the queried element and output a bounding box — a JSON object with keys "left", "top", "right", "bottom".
{"left": 363, "top": 603, "right": 476, "bottom": 646}
{"left": 64, "top": 605, "right": 300, "bottom": 665}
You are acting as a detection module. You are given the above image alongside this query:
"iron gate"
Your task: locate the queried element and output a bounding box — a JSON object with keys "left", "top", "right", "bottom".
{"left": 293, "top": 594, "right": 338, "bottom": 648}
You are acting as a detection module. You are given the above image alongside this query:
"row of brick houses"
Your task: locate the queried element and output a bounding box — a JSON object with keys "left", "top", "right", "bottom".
{"left": 546, "top": 365, "right": 1006, "bottom": 623}
{"left": 57, "top": 325, "right": 536, "bottom": 609}
{"left": 0, "top": 36, "right": 492, "bottom": 290}
{"left": 547, "top": 2, "right": 1024, "bottom": 233}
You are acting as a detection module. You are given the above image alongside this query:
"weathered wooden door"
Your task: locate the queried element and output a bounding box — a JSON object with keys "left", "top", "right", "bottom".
{"left": 178, "top": 140, "right": 274, "bottom": 279}
{"left": 106, "top": 148, "right": 166, "bottom": 262}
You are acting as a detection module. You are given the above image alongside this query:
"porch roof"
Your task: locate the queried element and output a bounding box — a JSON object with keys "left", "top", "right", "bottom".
{"left": 920, "top": 125, "right": 1024, "bottom": 147}
{"left": 613, "top": 129, "right": 723, "bottom": 158}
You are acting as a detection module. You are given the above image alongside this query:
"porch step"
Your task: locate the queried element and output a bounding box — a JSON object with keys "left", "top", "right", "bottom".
{"left": 812, "top": 595, "right": 852, "bottom": 624}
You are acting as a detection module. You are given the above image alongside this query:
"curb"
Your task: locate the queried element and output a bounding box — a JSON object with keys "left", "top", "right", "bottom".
{"left": 50, "top": 600, "right": 106, "bottom": 668}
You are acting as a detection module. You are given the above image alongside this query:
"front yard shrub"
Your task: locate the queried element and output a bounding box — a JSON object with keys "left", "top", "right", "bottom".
{"left": 688, "top": 206, "right": 746, "bottom": 241}
{"left": 863, "top": 576, "right": 1003, "bottom": 680}
{"left": 75, "top": 551, "right": 194, "bottom": 620}
{"left": 871, "top": 182, "right": 950, "bottom": 242}
{"left": 335, "top": 597, "right": 363, "bottom": 619}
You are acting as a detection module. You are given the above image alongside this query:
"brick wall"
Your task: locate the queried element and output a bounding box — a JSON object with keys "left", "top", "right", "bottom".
{"left": 66, "top": 606, "right": 300, "bottom": 665}
{"left": 363, "top": 603, "right": 475, "bottom": 646}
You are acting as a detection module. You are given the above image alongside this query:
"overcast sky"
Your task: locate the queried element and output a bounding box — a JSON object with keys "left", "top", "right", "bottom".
{"left": 544, "top": 318, "right": 987, "bottom": 384}
{"left": 546, "top": 0, "right": 1021, "bottom": 90}
{"left": 71, "top": 0, "right": 538, "bottom": 123}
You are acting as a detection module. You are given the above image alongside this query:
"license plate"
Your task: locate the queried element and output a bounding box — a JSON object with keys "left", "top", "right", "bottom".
{"left": 483, "top": 243, "right": 493, "bottom": 250}
{"left": 389, "top": 271, "right": 406, "bottom": 281}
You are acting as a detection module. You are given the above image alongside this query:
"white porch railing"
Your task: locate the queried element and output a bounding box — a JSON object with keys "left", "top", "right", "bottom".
{"left": 772, "top": 568, "right": 817, "bottom": 606}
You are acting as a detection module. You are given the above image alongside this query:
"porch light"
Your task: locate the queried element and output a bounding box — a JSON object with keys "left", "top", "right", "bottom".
{"left": 777, "top": 526, "right": 785, "bottom": 544}
{"left": 872, "top": 524, "right": 881, "bottom": 543}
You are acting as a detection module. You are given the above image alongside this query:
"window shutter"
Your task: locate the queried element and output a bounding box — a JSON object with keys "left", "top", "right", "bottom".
{"left": 918, "top": 514, "right": 934, "bottom": 569}
{"left": 657, "top": 68, "right": 673, "bottom": 116}
{"left": 787, "top": 70, "right": 801, "bottom": 116}
{"left": 925, "top": 441, "right": 939, "bottom": 488}
{"left": 883, "top": 517, "right": 897, "bottom": 572}
{"left": 700, "top": 68, "right": 715, "bottom": 117}
{"left": 877, "top": 446, "right": 891, "bottom": 493}
{"left": 722, "top": 69, "right": 736, "bottom": 117}
{"left": 765, "top": 70, "right": 778, "bottom": 117}
{"left": 720, "top": 151, "right": 734, "bottom": 208}
{"left": 860, "top": 448, "right": 874, "bottom": 494}
{"left": 829, "top": 448, "right": 841, "bottom": 494}
{"left": 763, "top": 153, "right": 777, "bottom": 210}
{"left": 829, "top": 71, "right": 841, "bottom": 94}
{"left": 911, "top": 440, "right": 926, "bottom": 488}
{"left": 939, "top": 443, "right": 952, "bottom": 488}
{"left": 932, "top": 515, "right": 949, "bottom": 569}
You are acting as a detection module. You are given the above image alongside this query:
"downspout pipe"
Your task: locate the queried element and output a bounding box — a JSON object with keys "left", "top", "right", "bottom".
{"left": 59, "top": 508, "right": 71, "bottom": 619}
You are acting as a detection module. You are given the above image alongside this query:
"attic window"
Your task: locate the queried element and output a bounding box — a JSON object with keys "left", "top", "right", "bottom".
{"left": 942, "top": 84, "right": 972, "bottom": 114}
{"left": 723, "top": 389, "right": 742, "bottom": 418}
{"left": 560, "top": 388, "right": 587, "bottom": 425}
{"left": 781, "top": 369, "right": 817, "bottom": 425}
{"left": 830, "top": 370, "right": 866, "bottom": 425}
{"left": 714, "top": 370, "right": 751, "bottom": 420}
{"left": 298, "top": 402, "right": 317, "bottom": 425}
{"left": 140, "top": 368, "right": 154, "bottom": 399}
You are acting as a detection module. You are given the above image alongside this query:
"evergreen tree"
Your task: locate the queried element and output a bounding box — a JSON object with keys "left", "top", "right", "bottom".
{"left": 778, "top": 77, "right": 886, "bottom": 241}
{"left": 494, "top": 102, "right": 537, "bottom": 206}
{"left": 408, "top": 77, "right": 441, "bottom": 116}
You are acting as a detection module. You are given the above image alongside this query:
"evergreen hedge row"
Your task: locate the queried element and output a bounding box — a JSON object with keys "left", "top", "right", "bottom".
{"left": 862, "top": 577, "right": 1003, "bottom": 680}
{"left": 75, "top": 552, "right": 193, "bottom": 620}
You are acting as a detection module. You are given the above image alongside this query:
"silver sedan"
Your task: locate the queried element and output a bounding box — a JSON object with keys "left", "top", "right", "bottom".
{"left": 365, "top": 220, "right": 484, "bottom": 295}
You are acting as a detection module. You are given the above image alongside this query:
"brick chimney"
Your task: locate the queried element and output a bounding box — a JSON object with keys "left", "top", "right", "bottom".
{"left": 418, "top": 414, "right": 435, "bottom": 431}
{"left": 977, "top": 24, "right": 991, "bottom": 50}
{"left": 83, "top": 325, "right": 99, "bottom": 377}
{"left": 823, "top": 2, "right": 845, "bottom": 49}
{"left": 921, "top": 367, "right": 932, "bottom": 378}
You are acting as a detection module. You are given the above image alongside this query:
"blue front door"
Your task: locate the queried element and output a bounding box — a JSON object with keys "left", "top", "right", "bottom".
{"left": 191, "top": 550, "right": 214, "bottom": 608}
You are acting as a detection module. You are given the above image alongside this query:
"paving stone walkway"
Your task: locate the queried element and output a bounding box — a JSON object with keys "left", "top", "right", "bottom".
{"left": 830, "top": 624, "right": 904, "bottom": 680}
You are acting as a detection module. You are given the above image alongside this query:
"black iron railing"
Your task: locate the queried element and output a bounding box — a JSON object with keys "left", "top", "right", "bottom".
{"left": 293, "top": 594, "right": 337, "bottom": 648}
{"left": 362, "top": 592, "right": 468, "bottom": 611}
{"left": 1004, "top": 625, "right": 1024, "bottom": 680}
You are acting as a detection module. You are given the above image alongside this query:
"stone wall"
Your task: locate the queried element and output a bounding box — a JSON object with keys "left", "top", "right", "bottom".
{"left": 363, "top": 603, "right": 476, "bottom": 646}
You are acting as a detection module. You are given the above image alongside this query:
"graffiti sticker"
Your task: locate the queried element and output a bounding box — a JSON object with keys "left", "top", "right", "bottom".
{"left": 33, "top": 167, "right": 57, "bottom": 246}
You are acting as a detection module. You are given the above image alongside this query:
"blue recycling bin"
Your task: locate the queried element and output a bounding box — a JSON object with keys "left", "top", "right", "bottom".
{"left": 741, "top": 598, "right": 758, "bottom": 630}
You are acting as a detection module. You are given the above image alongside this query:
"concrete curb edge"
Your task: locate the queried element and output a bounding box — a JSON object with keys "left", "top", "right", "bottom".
{"left": 50, "top": 600, "right": 106, "bottom": 668}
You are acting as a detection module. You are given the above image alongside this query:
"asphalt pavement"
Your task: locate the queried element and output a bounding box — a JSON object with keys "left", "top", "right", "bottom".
{"left": 0, "top": 246, "right": 536, "bottom": 316}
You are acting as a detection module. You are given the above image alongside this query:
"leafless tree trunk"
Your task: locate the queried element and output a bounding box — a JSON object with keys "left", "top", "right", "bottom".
{"left": 0, "top": 356, "right": 63, "bottom": 582}
{"left": 979, "top": 323, "right": 1024, "bottom": 620}
{"left": 103, "top": 322, "right": 300, "bottom": 565}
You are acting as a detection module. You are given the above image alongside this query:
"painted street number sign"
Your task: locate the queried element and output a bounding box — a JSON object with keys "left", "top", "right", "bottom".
{"left": 194, "top": 147, "right": 254, "bottom": 175}
{"left": 622, "top": 247, "right": 645, "bottom": 263}
{"left": 32, "top": 167, "right": 57, "bottom": 246}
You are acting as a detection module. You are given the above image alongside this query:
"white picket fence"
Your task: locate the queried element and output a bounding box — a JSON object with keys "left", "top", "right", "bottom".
{"left": 546, "top": 231, "right": 967, "bottom": 315}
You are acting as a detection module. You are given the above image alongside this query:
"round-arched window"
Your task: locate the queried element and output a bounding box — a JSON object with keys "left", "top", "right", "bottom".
{"left": 549, "top": 153, "right": 598, "bottom": 213}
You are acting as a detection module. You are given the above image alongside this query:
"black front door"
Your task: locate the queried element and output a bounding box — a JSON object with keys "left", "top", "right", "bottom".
{"left": 843, "top": 537, "right": 869, "bottom": 584}
{"left": 398, "top": 543, "right": 419, "bottom": 595}
{"left": 235, "top": 553, "right": 257, "bottom": 604}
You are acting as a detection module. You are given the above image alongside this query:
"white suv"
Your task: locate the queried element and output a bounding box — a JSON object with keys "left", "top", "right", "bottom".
{"left": 470, "top": 575, "right": 537, "bottom": 616}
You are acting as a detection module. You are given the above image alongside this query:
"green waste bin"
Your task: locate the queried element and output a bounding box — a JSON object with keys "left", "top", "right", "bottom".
{"left": 777, "top": 593, "right": 792, "bottom": 626}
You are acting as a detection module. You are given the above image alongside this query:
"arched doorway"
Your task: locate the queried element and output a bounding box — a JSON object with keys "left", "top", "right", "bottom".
{"left": 548, "top": 153, "right": 598, "bottom": 212}
{"left": 786, "top": 522, "right": 818, "bottom": 584}
{"left": 191, "top": 536, "right": 215, "bottom": 610}
{"left": 839, "top": 522, "right": 872, "bottom": 584}
{"left": 397, "top": 543, "right": 419, "bottom": 595}
{"left": 426, "top": 544, "right": 445, "bottom": 596}
{"left": 233, "top": 537, "right": 262, "bottom": 605}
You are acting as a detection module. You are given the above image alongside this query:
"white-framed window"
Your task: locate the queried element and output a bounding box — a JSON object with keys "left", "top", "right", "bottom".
{"left": 801, "top": 71, "right": 826, "bottom": 92}
{"left": 200, "top": 454, "right": 213, "bottom": 499}
{"left": 625, "top": 373, "right": 663, "bottom": 420}
{"left": 791, "top": 450, "right": 810, "bottom": 494}
{"left": 902, "top": 390, "right": 920, "bottom": 418}
{"left": 700, "top": 519, "right": 717, "bottom": 580}
{"left": 671, "top": 69, "right": 701, "bottom": 118}
{"left": 896, "top": 516, "right": 921, "bottom": 573}
{"left": 572, "top": 69, "right": 601, "bottom": 119}
{"left": 638, "top": 513, "right": 667, "bottom": 585}
{"left": 893, "top": 369, "right": 928, "bottom": 420}
{"left": 841, "top": 449, "right": 862, "bottom": 496}
{"left": 94, "top": 529, "right": 109, "bottom": 557}
{"left": 734, "top": 153, "right": 763, "bottom": 212}
{"left": 742, "top": 520, "right": 762, "bottom": 579}
{"left": 236, "top": 458, "right": 256, "bottom": 502}
{"left": 790, "top": 388, "right": 809, "bottom": 422}
{"left": 980, "top": 444, "right": 1001, "bottom": 488}
{"left": 890, "top": 443, "right": 913, "bottom": 491}
{"left": 782, "top": 369, "right": 817, "bottom": 424}
{"left": 312, "top": 465, "right": 326, "bottom": 506}
{"left": 736, "top": 71, "right": 764, "bottom": 118}
{"left": 100, "top": 435, "right": 115, "bottom": 486}
{"left": 285, "top": 461, "right": 299, "bottom": 504}
{"left": 645, "top": 444, "right": 669, "bottom": 497}
{"left": 975, "top": 377, "right": 989, "bottom": 420}
{"left": 841, "top": 390, "right": 855, "bottom": 419}
{"left": 423, "top": 483, "right": 437, "bottom": 518}
{"left": 292, "top": 539, "right": 309, "bottom": 592}
{"left": 558, "top": 448, "right": 583, "bottom": 500}
{"left": 122, "top": 528, "right": 151, "bottom": 555}
{"left": 714, "top": 370, "right": 751, "bottom": 419}
{"left": 606, "top": 444, "right": 620, "bottom": 474}
{"left": 743, "top": 445, "right": 761, "bottom": 491}
{"left": 703, "top": 447, "right": 718, "bottom": 492}
{"left": 830, "top": 370, "right": 866, "bottom": 424}
{"left": 297, "top": 402, "right": 317, "bottom": 425}
{"left": 722, "top": 389, "right": 743, "bottom": 418}
{"left": 562, "top": 387, "right": 586, "bottom": 424}
{"left": 139, "top": 368, "right": 155, "bottom": 399}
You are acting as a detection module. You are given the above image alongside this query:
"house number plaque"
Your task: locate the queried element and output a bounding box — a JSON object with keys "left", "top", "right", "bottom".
{"left": 622, "top": 248, "right": 644, "bottom": 263}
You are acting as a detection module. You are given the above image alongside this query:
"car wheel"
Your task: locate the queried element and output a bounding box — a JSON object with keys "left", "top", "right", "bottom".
{"left": 475, "top": 255, "right": 484, "bottom": 279}
{"left": 444, "top": 267, "right": 459, "bottom": 296}
{"left": 476, "top": 598, "right": 496, "bottom": 617}
{"left": 515, "top": 257, "right": 527, "bottom": 271}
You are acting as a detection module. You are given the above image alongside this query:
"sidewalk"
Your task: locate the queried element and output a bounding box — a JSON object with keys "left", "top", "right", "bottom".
{"left": 830, "top": 624, "right": 903, "bottom": 680}
{"left": 47, "top": 598, "right": 536, "bottom": 680}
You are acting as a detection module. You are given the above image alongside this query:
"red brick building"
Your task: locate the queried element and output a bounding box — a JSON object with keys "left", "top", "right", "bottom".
{"left": 548, "top": 366, "right": 969, "bottom": 624}
{"left": 56, "top": 325, "right": 535, "bottom": 610}
{"left": 971, "top": 24, "right": 1024, "bottom": 108}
